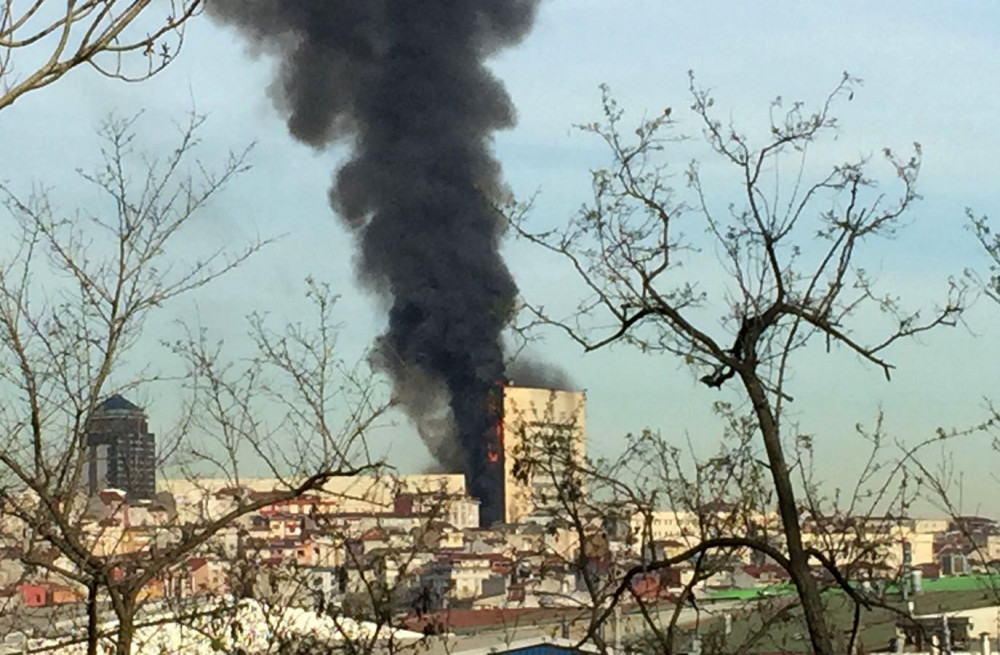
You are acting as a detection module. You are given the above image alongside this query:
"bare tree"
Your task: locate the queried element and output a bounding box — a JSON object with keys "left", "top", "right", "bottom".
{"left": 0, "top": 112, "right": 390, "bottom": 655}
{"left": 1, "top": 0, "right": 202, "bottom": 112}
{"left": 508, "top": 72, "right": 965, "bottom": 655}
{"left": 502, "top": 391, "right": 939, "bottom": 653}
{"left": 972, "top": 209, "right": 1000, "bottom": 307}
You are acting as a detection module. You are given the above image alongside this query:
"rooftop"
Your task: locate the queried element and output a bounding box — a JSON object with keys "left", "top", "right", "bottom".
{"left": 100, "top": 394, "right": 142, "bottom": 412}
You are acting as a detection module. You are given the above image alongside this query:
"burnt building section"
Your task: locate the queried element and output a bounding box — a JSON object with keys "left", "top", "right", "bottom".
{"left": 479, "top": 384, "right": 586, "bottom": 527}
{"left": 478, "top": 383, "right": 508, "bottom": 527}
{"left": 85, "top": 395, "right": 156, "bottom": 500}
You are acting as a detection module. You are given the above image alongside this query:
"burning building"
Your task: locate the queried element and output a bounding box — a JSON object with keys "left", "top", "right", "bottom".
{"left": 208, "top": 2, "right": 551, "bottom": 522}
{"left": 481, "top": 384, "right": 586, "bottom": 526}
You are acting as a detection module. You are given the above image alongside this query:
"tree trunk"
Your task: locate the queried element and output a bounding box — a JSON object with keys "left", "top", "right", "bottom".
{"left": 115, "top": 624, "right": 133, "bottom": 655}
{"left": 86, "top": 579, "right": 100, "bottom": 655}
{"left": 111, "top": 593, "right": 135, "bottom": 655}
{"left": 743, "top": 372, "right": 834, "bottom": 655}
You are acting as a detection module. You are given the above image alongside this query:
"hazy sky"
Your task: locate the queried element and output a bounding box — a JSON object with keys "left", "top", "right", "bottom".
{"left": 3, "top": 1, "right": 1000, "bottom": 514}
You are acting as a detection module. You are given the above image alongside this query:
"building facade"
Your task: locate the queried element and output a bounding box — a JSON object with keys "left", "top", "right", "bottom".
{"left": 498, "top": 385, "right": 586, "bottom": 525}
{"left": 85, "top": 395, "right": 156, "bottom": 499}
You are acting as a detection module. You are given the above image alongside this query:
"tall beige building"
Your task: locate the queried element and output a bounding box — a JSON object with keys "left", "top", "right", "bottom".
{"left": 499, "top": 385, "right": 586, "bottom": 524}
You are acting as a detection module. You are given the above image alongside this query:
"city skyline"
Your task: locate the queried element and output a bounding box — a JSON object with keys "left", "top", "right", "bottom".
{"left": 7, "top": 4, "right": 1000, "bottom": 653}
{"left": 1, "top": 2, "right": 998, "bottom": 515}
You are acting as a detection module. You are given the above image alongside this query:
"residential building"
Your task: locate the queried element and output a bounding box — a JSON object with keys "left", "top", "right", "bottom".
{"left": 159, "top": 473, "right": 468, "bottom": 522}
{"left": 629, "top": 510, "right": 701, "bottom": 547}
{"left": 913, "top": 518, "right": 949, "bottom": 535}
{"left": 420, "top": 554, "right": 500, "bottom": 602}
{"left": 800, "top": 516, "right": 936, "bottom": 571}
{"left": 188, "top": 557, "right": 228, "bottom": 596}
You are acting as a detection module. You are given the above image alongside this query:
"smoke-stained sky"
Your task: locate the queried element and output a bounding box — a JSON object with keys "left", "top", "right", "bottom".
{"left": 2, "top": 1, "right": 1000, "bottom": 514}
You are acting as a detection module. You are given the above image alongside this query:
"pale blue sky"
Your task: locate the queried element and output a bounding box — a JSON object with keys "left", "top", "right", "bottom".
{"left": 3, "top": 1, "right": 1000, "bottom": 514}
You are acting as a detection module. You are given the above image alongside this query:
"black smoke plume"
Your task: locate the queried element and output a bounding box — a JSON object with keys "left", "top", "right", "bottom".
{"left": 507, "top": 357, "right": 574, "bottom": 391}
{"left": 209, "top": 1, "right": 541, "bottom": 523}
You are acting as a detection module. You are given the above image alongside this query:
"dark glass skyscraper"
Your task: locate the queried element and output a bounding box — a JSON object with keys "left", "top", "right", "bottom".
{"left": 85, "top": 395, "right": 156, "bottom": 500}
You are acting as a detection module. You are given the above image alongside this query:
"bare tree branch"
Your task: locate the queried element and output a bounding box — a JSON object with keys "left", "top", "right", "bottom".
{"left": 1, "top": 0, "right": 203, "bottom": 112}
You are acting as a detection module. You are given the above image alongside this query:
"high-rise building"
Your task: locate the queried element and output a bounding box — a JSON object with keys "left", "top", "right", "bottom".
{"left": 85, "top": 395, "right": 156, "bottom": 500}
{"left": 481, "top": 384, "right": 586, "bottom": 526}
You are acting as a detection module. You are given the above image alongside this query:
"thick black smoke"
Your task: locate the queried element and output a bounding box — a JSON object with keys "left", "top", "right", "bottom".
{"left": 209, "top": 1, "right": 541, "bottom": 523}
{"left": 507, "top": 357, "right": 574, "bottom": 391}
